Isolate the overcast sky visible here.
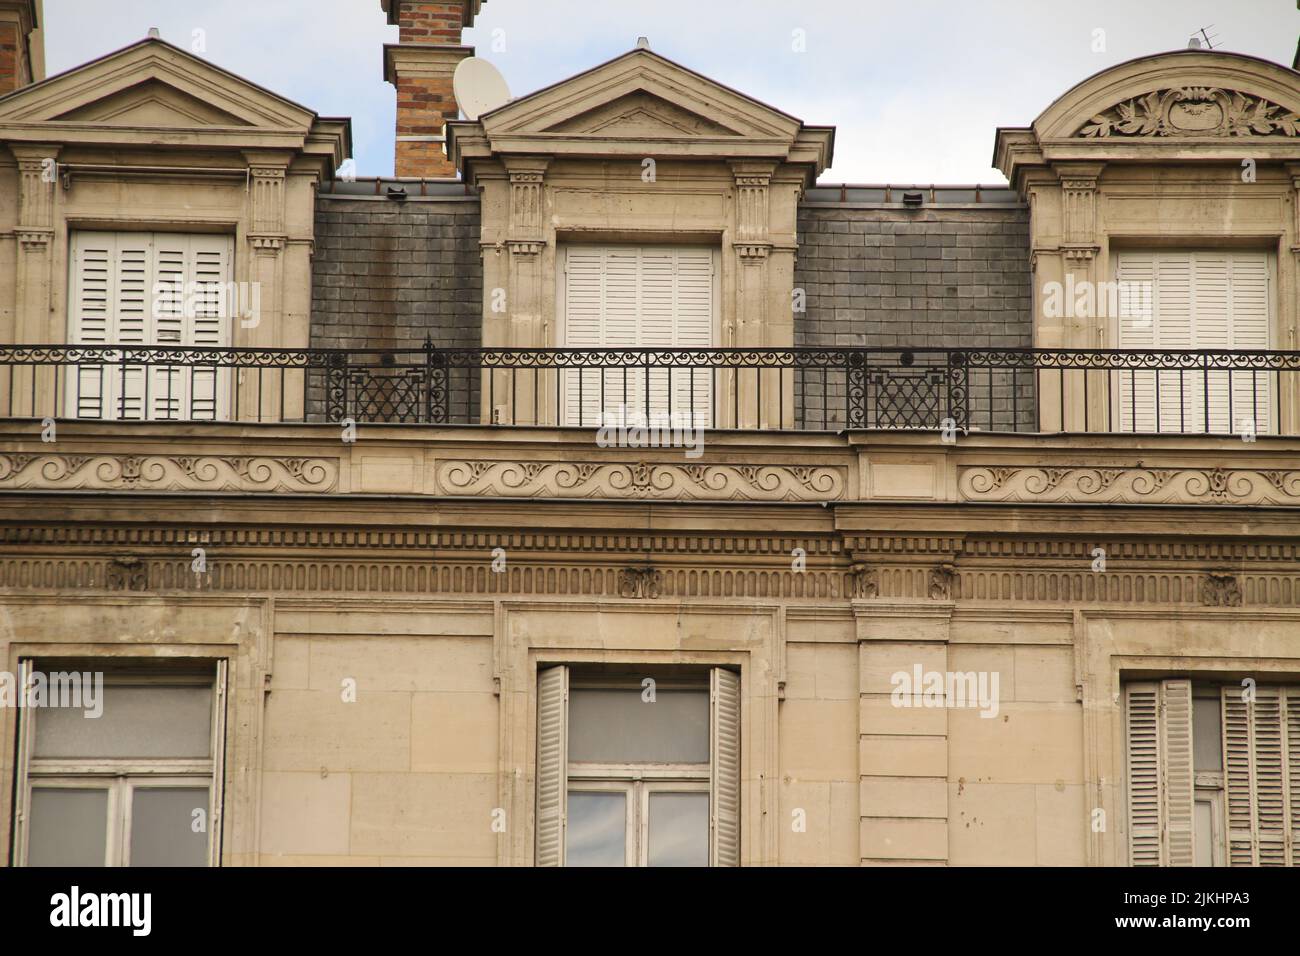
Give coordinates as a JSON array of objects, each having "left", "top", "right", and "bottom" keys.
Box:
[{"left": 44, "top": 0, "right": 1299, "bottom": 184}]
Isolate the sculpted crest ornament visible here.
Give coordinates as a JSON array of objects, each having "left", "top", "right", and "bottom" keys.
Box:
[{"left": 1078, "top": 87, "right": 1300, "bottom": 138}]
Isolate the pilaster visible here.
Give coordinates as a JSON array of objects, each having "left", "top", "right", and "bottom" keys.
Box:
[{"left": 856, "top": 601, "right": 953, "bottom": 866}]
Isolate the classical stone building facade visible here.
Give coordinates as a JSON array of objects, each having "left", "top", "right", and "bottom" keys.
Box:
[{"left": 1, "top": 1, "right": 1299, "bottom": 867}]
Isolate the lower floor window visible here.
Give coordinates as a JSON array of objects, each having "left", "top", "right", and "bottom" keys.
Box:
[
  {"left": 15, "top": 659, "right": 226, "bottom": 867},
  {"left": 535, "top": 665, "right": 740, "bottom": 867},
  {"left": 1125, "top": 679, "right": 1300, "bottom": 867}
]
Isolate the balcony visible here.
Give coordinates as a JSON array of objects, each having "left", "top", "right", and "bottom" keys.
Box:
[{"left": 2, "top": 344, "right": 1299, "bottom": 436}]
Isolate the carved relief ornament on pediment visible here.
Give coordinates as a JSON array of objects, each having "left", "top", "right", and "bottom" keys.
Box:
[{"left": 1078, "top": 87, "right": 1300, "bottom": 138}]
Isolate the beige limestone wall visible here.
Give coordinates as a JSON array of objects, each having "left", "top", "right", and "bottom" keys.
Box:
[{"left": 780, "top": 610, "right": 859, "bottom": 865}]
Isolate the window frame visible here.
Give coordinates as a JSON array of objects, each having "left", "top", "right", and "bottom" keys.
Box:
[{"left": 14, "top": 660, "right": 227, "bottom": 868}]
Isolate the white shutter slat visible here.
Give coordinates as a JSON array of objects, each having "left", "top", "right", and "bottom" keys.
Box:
[
  {"left": 709, "top": 667, "right": 741, "bottom": 867},
  {"left": 1285, "top": 688, "right": 1300, "bottom": 866},
  {"left": 535, "top": 665, "right": 568, "bottom": 867},
  {"left": 1125, "top": 682, "right": 1163, "bottom": 865},
  {"left": 1227, "top": 253, "right": 1271, "bottom": 434},
  {"left": 69, "top": 233, "right": 115, "bottom": 418},
  {"left": 1253, "top": 687, "right": 1287, "bottom": 865},
  {"left": 1161, "top": 679, "right": 1195, "bottom": 866},
  {"left": 184, "top": 235, "right": 234, "bottom": 421},
  {"left": 1116, "top": 254, "right": 1156, "bottom": 433},
  {"left": 1223, "top": 685, "right": 1256, "bottom": 865}
]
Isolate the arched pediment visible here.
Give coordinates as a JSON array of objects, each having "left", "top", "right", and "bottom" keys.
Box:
[
  {"left": 995, "top": 50, "right": 1300, "bottom": 184},
  {"left": 1037, "top": 50, "right": 1300, "bottom": 143}
]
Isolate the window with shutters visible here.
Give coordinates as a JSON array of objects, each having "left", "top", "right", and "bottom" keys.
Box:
[
  {"left": 560, "top": 244, "right": 716, "bottom": 428},
  {"left": 13, "top": 660, "right": 227, "bottom": 867},
  {"left": 534, "top": 665, "right": 740, "bottom": 866},
  {"left": 1124, "top": 679, "right": 1300, "bottom": 866},
  {"left": 1114, "top": 250, "right": 1272, "bottom": 434},
  {"left": 68, "top": 231, "right": 234, "bottom": 421}
]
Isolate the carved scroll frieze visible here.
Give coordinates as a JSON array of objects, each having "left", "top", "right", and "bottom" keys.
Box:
[
  {"left": 1079, "top": 88, "right": 1300, "bottom": 138},
  {"left": 435, "top": 460, "right": 846, "bottom": 501},
  {"left": 960, "top": 466, "right": 1300, "bottom": 507},
  {"left": 0, "top": 454, "right": 338, "bottom": 493}
]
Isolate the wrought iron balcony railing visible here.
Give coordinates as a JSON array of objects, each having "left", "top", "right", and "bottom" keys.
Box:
[{"left": 1, "top": 344, "right": 1298, "bottom": 436}]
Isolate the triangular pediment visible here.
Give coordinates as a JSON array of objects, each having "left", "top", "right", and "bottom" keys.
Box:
[
  {"left": 543, "top": 91, "right": 740, "bottom": 138},
  {"left": 483, "top": 49, "right": 801, "bottom": 141},
  {"left": 451, "top": 48, "right": 833, "bottom": 176},
  {"left": 0, "top": 37, "right": 319, "bottom": 141},
  {"left": 51, "top": 78, "right": 251, "bottom": 127}
]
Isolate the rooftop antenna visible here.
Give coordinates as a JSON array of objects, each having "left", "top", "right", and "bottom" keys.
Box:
[
  {"left": 1188, "top": 25, "right": 1218, "bottom": 49},
  {"left": 453, "top": 56, "right": 511, "bottom": 121}
]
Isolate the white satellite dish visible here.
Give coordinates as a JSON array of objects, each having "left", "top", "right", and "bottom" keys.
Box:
[{"left": 454, "top": 57, "right": 511, "bottom": 121}]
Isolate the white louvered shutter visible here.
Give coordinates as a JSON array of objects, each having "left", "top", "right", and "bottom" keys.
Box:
[
  {"left": 535, "top": 665, "right": 568, "bottom": 867},
  {"left": 1224, "top": 253, "right": 1271, "bottom": 434},
  {"left": 182, "top": 235, "right": 233, "bottom": 421},
  {"left": 1223, "top": 684, "right": 1255, "bottom": 865},
  {"left": 1116, "top": 251, "right": 1271, "bottom": 434},
  {"left": 1286, "top": 688, "right": 1300, "bottom": 866},
  {"left": 1253, "top": 687, "right": 1287, "bottom": 865},
  {"left": 1125, "top": 680, "right": 1194, "bottom": 865},
  {"left": 1161, "top": 680, "right": 1195, "bottom": 866},
  {"left": 68, "top": 232, "right": 232, "bottom": 421},
  {"left": 1125, "top": 682, "right": 1162, "bottom": 864},
  {"left": 709, "top": 667, "right": 741, "bottom": 867},
  {"left": 1223, "top": 684, "right": 1299, "bottom": 866},
  {"left": 562, "top": 245, "right": 714, "bottom": 428}
]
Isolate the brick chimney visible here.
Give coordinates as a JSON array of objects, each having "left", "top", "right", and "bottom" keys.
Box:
[
  {"left": 0, "top": 1, "right": 43, "bottom": 96},
  {"left": 382, "top": 1, "right": 482, "bottom": 178}
]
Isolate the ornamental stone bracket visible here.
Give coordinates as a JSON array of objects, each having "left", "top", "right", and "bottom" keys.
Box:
[
  {"left": 243, "top": 152, "right": 291, "bottom": 256},
  {"left": 1057, "top": 163, "right": 1104, "bottom": 254},
  {"left": 928, "top": 562, "right": 958, "bottom": 600},
  {"left": 618, "top": 566, "right": 662, "bottom": 599},
  {"left": 730, "top": 160, "right": 776, "bottom": 259},
  {"left": 505, "top": 158, "right": 549, "bottom": 257},
  {"left": 13, "top": 144, "right": 59, "bottom": 236},
  {"left": 106, "top": 557, "right": 149, "bottom": 592},
  {"left": 847, "top": 562, "right": 879, "bottom": 599},
  {"left": 1201, "top": 572, "right": 1243, "bottom": 607}
]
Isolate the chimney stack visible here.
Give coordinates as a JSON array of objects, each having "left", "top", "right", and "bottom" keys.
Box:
[
  {"left": 0, "top": 0, "right": 43, "bottom": 96},
  {"left": 382, "top": 1, "right": 482, "bottom": 178}
]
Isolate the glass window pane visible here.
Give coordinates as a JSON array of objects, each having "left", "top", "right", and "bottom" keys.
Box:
[
  {"left": 130, "top": 787, "right": 211, "bottom": 867},
  {"left": 28, "top": 788, "right": 109, "bottom": 866},
  {"left": 1194, "top": 800, "right": 1214, "bottom": 867},
  {"left": 648, "top": 792, "right": 709, "bottom": 867},
  {"left": 1193, "top": 696, "right": 1222, "bottom": 772},
  {"left": 569, "top": 688, "right": 709, "bottom": 763},
  {"left": 34, "top": 684, "right": 213, "bottom": 759},
  {"left": 566, "top": 791, "right": 626, "bottom": 866}
]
